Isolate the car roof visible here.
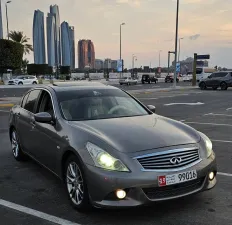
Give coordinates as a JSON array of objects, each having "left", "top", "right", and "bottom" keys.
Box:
[
  {"left": 44, "top": 82, "right": 118, "bottom": 93},
  {"left": 52, "top": 81, "right": 106, "bottom": 87}
]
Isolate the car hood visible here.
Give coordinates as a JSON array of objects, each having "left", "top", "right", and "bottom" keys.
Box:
[{"left": 69, "top": 115, "right": 200, "bottom": 153}]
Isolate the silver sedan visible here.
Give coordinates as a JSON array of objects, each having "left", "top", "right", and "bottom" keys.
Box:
[
  {"left": 9, "top": 83, "right": 217, "bottom": 211},
  {"left": 119, "top": 77, "right": 138, "bottom": 85}
]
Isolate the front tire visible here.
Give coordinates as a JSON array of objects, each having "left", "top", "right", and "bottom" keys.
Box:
[
  {"left": 18, "top": 82, "right": 23, "bottom": 85},
  {"left": 220, "top": 82, "right": 228, "bottom": 90},
  {"left": 11, "top": 129, "right": 27, "bottom": 161},
  {"left": 32, "top": 81, "right": 37, "bottom": 85},
  {"left": 64, "top": 155, "right": 91, "bottom": 211},
  {"left": 200, "top": 82, "right": 206, "bottom": 90}
]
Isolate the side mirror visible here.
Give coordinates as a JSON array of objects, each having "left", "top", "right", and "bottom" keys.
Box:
[
  {"left": 147, "top": 105, "right": 156, "bottom": 113},
  {"left": 34, "top": 112, "right": 53, "bottom": 123}
]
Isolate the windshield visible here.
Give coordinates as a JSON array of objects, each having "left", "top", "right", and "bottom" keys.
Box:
[
  {"left": 196, "top": 68, "right": 203, "bottom": 74},
  {"left": 58, "top": 89, "right": 149, "bottom": 121}
]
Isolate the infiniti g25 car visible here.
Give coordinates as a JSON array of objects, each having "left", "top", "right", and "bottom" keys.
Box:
[{"left": 9, "top": 82, "right": 217, "bottom": 211}]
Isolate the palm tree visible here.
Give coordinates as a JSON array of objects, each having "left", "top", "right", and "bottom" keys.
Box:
[{"left": 9, "top": 31, "right": 33, "bottom": 55}]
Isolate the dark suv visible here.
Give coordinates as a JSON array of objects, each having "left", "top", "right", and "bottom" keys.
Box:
[
  {"left": 165, "top": 75, "right": 179, "bottom": 83},
  {"left": 199, "top": 71, "right": 232, "bottom": 90},
  {"left": 141, "top": 74, "right": 158, "bottom": 84}
]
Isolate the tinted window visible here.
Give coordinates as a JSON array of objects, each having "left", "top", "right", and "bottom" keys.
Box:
[
  {"left": 214, "top": 73, "right": 227, "bottom": 78},
  {"left": 196, "top": 68, "right": 203, "bottom": 74},
  {"left": 37, "top": 91, "right": 54, "bottom": 117},
  {"left": 58, "top": 89, "right": 149, "bottom": 121},
  {"left": 24, "top": 90, "right": 41, "bottom": 113},
  {"left": 21, "top": 93, "right": 29, "bottom": 108}
]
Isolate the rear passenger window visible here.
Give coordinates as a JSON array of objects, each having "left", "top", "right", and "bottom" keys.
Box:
[{"left": 24, "top": 90, "right": 41, "bottom": 113}]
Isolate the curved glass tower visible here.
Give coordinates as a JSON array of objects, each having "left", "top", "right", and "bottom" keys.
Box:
[
  {"left": 46, "top": 13, "right": 55, "bottom": 67},
  {"left": 61, "top": 21, "right": 71, "bottom": 66},
  {"left": 33, "top": 10, "right": 46, "bottom": 64},
  {"left": 49, "top": 5, "right": 61, "bottom": 67}
]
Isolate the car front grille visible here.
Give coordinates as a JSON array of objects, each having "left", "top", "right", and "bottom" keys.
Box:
[
  {"left": 136, "top": 148, "right": 200, "bottom": 170},
  {"left": 143, "top": 177, "right": 205, "bottom": 200}
]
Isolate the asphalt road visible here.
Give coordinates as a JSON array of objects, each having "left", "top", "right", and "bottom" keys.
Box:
[
  {"left": 0, "top": 88, "right": 232, "bottom": 225},
  {"left": 0, "top": 81, "right": 193, "bottom": 98}
]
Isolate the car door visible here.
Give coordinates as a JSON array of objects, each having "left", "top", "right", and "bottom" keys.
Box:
[
  {"left": 205, "top": 73, "right": 216, "bottom": 87},
  {"left": 16, "top": 90, "right": 41, "bottom": 153},
  {"left": 213, "top": 72, "right": 228, "bottom": 87},
  {"left": 30, "top": 90, "right": 60, "bottom": 171}
]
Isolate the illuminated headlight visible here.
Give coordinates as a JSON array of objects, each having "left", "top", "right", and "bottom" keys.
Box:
[
  {"left": 198, "top": 131, "right": 213, "bottom": 158},
  {"left": 86, "top": 142, "right": 129, "bottom": 172}
]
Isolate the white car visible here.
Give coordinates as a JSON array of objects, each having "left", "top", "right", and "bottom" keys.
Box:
[
  {"left": 183, "top": 73, "right": 193, "bottom": 82},
  {"left": 8, "top": 75, "right": 38, "bottom": 85},
  {"left": 119, "top": 77, "right": 138, "bottom": 85}
]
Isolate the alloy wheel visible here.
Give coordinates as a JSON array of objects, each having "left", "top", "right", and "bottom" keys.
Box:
[
  {"left": 11, "top": 131, "right": 19, "bottom": 158},
  {"left": 66, "top": 162, "right": 84, "bottom": 206}
]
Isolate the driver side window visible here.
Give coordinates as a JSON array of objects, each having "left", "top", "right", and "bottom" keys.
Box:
[{"left": 37, "top": 91, "right": 54, "bottom": 117}]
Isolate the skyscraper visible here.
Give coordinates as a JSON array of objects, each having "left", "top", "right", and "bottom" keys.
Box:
[
  {"left": 46, "top": 13, "right": 55, "bottom": 67},
  {"left": 78, "top": 40, "right": 95, "bottom": 69},
  {"left": 61, "top": 21, "right": 71, "bottom": 67},
  {"left": 33, "top": 10, "right": 46, "bottom": 64},
  {"left": 61, "top": 22, "right": 75, "bottom": 69},
  {"left": 49, "top": 5, "right": 61, "bottom": 67},
  {"left": 0, "top": 0, "right": 3, "bottom": 39},
  {"left": 69, "top": 26, "right": 75, "bottom": 70}
]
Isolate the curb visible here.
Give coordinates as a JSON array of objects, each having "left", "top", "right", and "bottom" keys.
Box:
[{"left": 0, "top": 103, "right": 14, "bottom": 107}]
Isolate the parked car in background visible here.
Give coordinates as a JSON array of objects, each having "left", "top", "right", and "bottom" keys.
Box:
[
  {"left": 183, "top": 72, "right": 193, "bottom": 82},
  {"left": 119, "top": 77, "right": 137, "bottom": 85},
  {"left": 165, "top": 75, "right": 179, "bottom": 83},
  {"left": 9, "top": 83, "right": 217, "bottom": 211},
  {"left": 199, "top": 71, "right": 232, "bottom": 90},
  {"left": 141, "top": 74, "right": 158, "bottom": 84},
  {"left": 196, "top": 67, "right": 216, "bottom": 82},
  {"left": 8, "top": 75, "right": 38, "bottom": 85}
]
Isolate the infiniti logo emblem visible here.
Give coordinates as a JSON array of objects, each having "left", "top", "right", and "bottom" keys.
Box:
[{"left": 170, "top": 157, "right": 182, "bottom": 165}]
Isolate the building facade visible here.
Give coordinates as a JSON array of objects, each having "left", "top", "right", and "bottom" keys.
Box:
[
  {"left": 69, "top": 26, "right": 75, "bottom": 69},
  {"left": 33, "top": 10, "right": 46, "bottom": 64},
  {"left": 95, "top": 59, "right": 103, "bottom": 70},
  {"left": 0, "top": 0, "right": 3, "bottom": 39},
  {"left": 78, "top": 39, "right": 95, "bottom": 69},
  {"left": 46, "top": 13, "right": 55, "bottom": 67},
  {"left": 61, "top": 21, "right": 71, "bottom": 67},
  {"left": 49, "top": 5, "right": 61, "bottom": 67}
]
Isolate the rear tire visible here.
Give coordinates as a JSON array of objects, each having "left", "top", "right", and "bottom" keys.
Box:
[
  {"left": 64, "top": 155, "right": 91, "bottom": 212},
  {"left": 200, "top": 82, "right": 206, "bottom": 90},
  {"left": 32, "top": 81, "right": 37, "bottom": 85},
  {"left": 220, "top": 82, "right": 228, "bottom": 90},
  {"left": 18, "top": 82, "right": 23, "bottom": 85}
]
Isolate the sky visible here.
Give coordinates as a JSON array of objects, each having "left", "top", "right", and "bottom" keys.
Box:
[{"left": 1, "top": 0, "right": 232, "bottom": 68}]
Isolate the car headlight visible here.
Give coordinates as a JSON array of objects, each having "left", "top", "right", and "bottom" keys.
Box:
[
  {"left": 198, "top": 131, "right": 212, "bottom": 158},
  {"left": 86, "top": 142, "right": 129, "bottom": 172}
]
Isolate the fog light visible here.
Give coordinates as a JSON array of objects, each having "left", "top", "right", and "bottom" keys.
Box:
[
  {"left": 116, "top": 189, "right": 126, "bottom": 199},
  {"left": 209, "top": 172, "right": 215, "bottom": 181}
]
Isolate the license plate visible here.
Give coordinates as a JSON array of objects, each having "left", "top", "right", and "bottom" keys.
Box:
[{"left": 158, "top": 170, "right": 197, "bottom": 187}]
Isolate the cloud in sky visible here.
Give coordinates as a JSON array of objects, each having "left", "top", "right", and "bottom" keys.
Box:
[{"left": 1, "top": 0, "right": 232, "bottom": 68}]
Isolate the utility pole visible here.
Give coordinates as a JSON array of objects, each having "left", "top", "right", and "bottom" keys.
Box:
[{"left": 173, "top": 0, "right": 179, "bottom": 89}]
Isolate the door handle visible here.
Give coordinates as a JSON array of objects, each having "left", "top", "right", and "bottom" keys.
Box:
[
  {"left": 30, "top": 120, "right": 36, "bottom": 127},
  {"left": 16, "top": 112, "right": 20, "bottom": 116}
]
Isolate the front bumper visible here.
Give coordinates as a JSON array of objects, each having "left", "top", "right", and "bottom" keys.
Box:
[{"left": 85, "top": 152, "right": 217, "bottom": 208}]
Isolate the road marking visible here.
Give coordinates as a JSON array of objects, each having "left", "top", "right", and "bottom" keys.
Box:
[
  {"left": 0, "top": 103, "right": 14, "bottom": 107},
  {"left": 204, "top": 113, "right": 232, "bottom": 117},
  {"left": 0, "top": 199, "right": 81, "bottom": 225},
  {"left": 212, "top": 139, "right": 232, "bottom": 143},
  {"left": 226, "top": 108, "right": 232, "bottom": 111},
  {"left": 218, "top": 172, "right": 232, "bottom": 177},
  {"left": 0, "top": 110, "right": 9, "bottom": 113},
  {"left": 185, "top": 122, "right": 232, "bottom": 127},
  {"left": 138, "top": 97, "right": 158, "bottom": 100},
  {"left": 164, "top": 102, "right": 204, "bottom": 106},
  {"left": 180, "top": 120, "right": 186, "bottom": 122}
]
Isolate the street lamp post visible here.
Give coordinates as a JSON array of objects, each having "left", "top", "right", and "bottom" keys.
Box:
[
  {"left": 5, "top": 0, "right": 11, "bottom": 40},
  {"left": 159, "top": 50, "right": 162, "bottom": 67},
  {"left": 132, "top": 54, "right": 137, "bottom": 78},
  {"left": 120, "top": 22, "right": 125, "bottom": 78},
  {"left": 178, "top": 37, "right": 184, "bottom": 62},
  {"left": 173, "top": 0, "right": 179, "bottom": 89}
]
